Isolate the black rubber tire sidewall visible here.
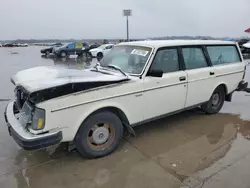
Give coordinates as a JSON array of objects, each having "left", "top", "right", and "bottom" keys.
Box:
[
  {"left": 201, "top": 86, "right": 225, "bottom": 114},
  {"left": 75, "top": 111, "right": 123, "bottom": 158},
  {"left": 97, "top": 52, "right": 103, "bottom": 60},
  {"left": 60, "top": 51, "right": 66, "bottom": 57}
]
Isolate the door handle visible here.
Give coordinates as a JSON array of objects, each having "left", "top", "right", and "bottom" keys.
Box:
[
  {"left": 135, "top": 94, "right": 143, "bottom": 97},
  {"left": 210, "top": 72, "right": 215, "bottom": 75},
  {"left": 179, "top": 76, "right": 186, "bottom": 81}
]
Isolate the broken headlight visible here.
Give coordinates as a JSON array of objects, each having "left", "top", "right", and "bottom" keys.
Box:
[{"left": 31, "top": 107, "right": 45, "bottom": 130}]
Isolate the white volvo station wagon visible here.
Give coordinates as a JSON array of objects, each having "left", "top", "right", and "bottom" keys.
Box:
[{"left": 5, "top": 40, "right": 248, "bottom": 158}]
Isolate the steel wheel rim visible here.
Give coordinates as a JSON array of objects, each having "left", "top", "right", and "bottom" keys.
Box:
[
  {"left": 87, "top": 123, "right": 115, "bottom": 151},
  {"left": 211, "top": 92, "right": 221, "bottom": 109}
]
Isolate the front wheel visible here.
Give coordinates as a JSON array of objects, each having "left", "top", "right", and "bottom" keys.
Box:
[
  {"left": 75, "top": 111, "right": 123, "bottom": 158},
  {"left": 201, "top": 86, "right": 225, "bottom": 114},
  {"left": 60, "top": 51, "right": 67, "bottom": 57}
]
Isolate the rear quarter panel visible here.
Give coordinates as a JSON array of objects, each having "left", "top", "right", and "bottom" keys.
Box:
[{"left": 212, "top": 62, "right": 245, "bottom": 95}]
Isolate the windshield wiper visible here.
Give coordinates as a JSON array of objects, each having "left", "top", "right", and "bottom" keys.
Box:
[{"left": 103, "top": 65, "right": 128, "bottom": 78}]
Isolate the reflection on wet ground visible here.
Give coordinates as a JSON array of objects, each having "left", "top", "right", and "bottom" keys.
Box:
[{"left": 1, "top": 47, "right": 250, "bottom": 187}]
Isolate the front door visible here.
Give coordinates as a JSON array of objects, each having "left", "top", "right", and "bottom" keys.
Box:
[
  {"left": 67, "top": 43, "right": 76, "bottom": 55},
  {"left": 143, "top": 47, "right": 188, "bottom": 121}
]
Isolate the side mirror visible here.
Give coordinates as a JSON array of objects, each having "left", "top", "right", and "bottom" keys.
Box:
[{"left": 147, "top": 69, "right": 163, "bottom": 77}]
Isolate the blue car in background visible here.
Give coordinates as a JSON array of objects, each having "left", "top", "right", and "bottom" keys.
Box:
[{"left": 53, "top": 42, "right": 91, "bottom": 58}]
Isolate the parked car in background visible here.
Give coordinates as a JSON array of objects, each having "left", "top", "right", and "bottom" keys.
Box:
[
  {"left": 53, "top": 42, "right": 91, "bottom": 58},
  {"left": 241, "top": 42, "right": 250, "bottom": 54},
  {"left": 89, "top": 44, "right": 114, "bottom": 59},
  {"left": 41, "top": 43, "right": 63, "bottom": 55},
  {"left": 3, "top": 43, "right": 14, "bottom": 47},
  {"left": 89, "top": 43, "right": 100, "bottom": 50},
  {"left": 0, "top": 44, "right": 2, "bottom": 47},
  {"left": 82, "top": 42, "right": 89, "bottom": 49},
  {"left": 19, "top": 43, "right": 28, "bottom": 47},
  {"left": 2, "top": 43, "right": 28, "bottom": 47},
  {"left": 5, "top": 40, "right": 248, "bottom": 158}
]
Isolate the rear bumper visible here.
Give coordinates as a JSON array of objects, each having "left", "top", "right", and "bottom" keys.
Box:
[
  {"left": 4, "top": 102, "right": 62, "bottom": 150},
  {"left": 236, "top": 81, "right": 248, "bottom": 91}
]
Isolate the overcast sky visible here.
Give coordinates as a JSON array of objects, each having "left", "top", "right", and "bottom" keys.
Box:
[{"left": 1, "top": 0, "right": 250, "bottom": 40}]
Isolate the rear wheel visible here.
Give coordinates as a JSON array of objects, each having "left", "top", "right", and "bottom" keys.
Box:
[
  {"left": 60, "top": 51, "right": 67, "bottom": 57},
  {"left": 75, "top": 111, "right": 123, "bottom": 158},
  {"left": 201, "top": 86, "right": 225, "bottom": 114}
]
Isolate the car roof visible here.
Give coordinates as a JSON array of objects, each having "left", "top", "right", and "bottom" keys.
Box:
[{"left": 117, "top": 40, "right": 236, "bottom": 48}]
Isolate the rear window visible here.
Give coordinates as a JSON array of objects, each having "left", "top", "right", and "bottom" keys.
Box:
[{"left": 207, "top": 45, "right": 241, "bottom": 65}]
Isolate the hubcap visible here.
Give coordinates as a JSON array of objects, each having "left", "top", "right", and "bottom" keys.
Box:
[
  {"left": 212, "top": 93, "right": 220, "bottom": 106},
  {"left": 92, "top": 127, "right": 109, "bottom": 144},
  {"left": 87, "top": 123, "right": 115, "bottom": 151}
]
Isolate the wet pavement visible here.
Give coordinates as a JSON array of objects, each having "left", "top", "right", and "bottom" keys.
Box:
[{"left": 1, "top": 47, "right": 250, "bottom": 187}]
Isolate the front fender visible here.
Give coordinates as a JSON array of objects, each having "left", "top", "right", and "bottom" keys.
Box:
[{"left": 72, "top": 101, "right": 132, "bottom": 140}]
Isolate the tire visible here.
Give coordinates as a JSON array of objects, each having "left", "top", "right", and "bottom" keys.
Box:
[
  {"left": 201, "top": 86, "right": 225, "bottom": 114},
  {"left": 75, "top": 111, "right": 123, "bottom": 158},
  {"left": 45, "top": 50, "right": 50, "bottom": 56},
  {"left": 97, "top": 52, "right": 103, "bottom": 60},
  {"left": 60, "top": 51, "right": 67, "bottom": 57}
]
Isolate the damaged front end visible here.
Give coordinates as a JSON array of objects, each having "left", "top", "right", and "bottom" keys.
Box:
[
  {"left": 15, "top": 80, "right": 126, "bottom": 107},
  {"left": 5, "top": 66, "right": 131, "bottom": 150},
  {"left": 11, "top": 66, "right": 131, "bottom": 109}
]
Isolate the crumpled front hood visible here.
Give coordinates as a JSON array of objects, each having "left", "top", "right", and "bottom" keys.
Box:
[{"left": 11, "top": 66, "right": 129, "bottom": 93}]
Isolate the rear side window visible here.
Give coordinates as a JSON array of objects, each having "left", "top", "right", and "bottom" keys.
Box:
[
  {"left": 207, "top": 45, "right": 241, "bottom": 65},
  {"left": 182, "top": 47, "right": 208, "bottom": 70},
  {"left": 67, "top": 43, "right": 75, "bottom": 49}
]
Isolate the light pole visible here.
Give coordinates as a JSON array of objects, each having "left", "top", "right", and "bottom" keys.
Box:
[{"left": 123, "top": 9, "right": 132, "bottom": 42}]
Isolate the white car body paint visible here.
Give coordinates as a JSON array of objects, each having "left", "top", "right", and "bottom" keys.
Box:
[
  {"left": 89, "top": 44, "right": 114, "bottom": 57},
  {"left": 6, "top": 40, "right": 246, "bottom": 145}
]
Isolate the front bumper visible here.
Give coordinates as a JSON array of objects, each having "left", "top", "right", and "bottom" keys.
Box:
[
  {"left": 4, "top": 102, "right": 62, "bottom": 150},
  {"left": 90, "top": 51, "right": 97, "bottom": 57}
]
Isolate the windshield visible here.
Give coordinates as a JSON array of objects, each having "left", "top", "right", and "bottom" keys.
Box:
[
  {"left": 60, "top": 43, "right": 70, "bottom": 48},
  {"left": 98, "top": 45, "right": 108, "bottom": 49},
  {"left": 100, "top": 45, "right": 152, "bottom": 75}
]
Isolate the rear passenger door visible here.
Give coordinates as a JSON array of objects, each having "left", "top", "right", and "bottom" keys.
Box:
[
  {"left": 181, "top": 46, "right": 215, "bottom": 107},
  {"left": 143, "top": 47, "right": 188, "bottom": 120}
]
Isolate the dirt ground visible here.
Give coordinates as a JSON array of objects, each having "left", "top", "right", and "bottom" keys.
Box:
[{"left": 1, "top": 47, "right": 250, "bottom": 188}]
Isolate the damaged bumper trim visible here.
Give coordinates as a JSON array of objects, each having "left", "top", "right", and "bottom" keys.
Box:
[
  {"left": 4, "top": 101, "right": 62, "bottom": 150},
  {"left": 236, "top": 81, "right": 248, "bottom": 91}
]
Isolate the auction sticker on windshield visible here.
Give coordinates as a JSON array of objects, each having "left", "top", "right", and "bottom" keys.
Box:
[{"left": 131, "top": 49, "right": 149, "bottom": 56}]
